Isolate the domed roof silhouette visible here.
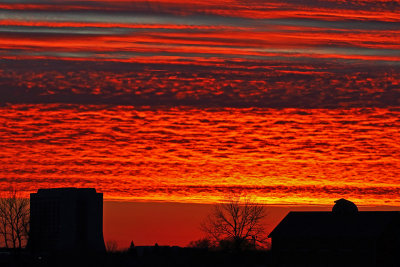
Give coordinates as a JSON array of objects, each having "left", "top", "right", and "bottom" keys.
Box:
[{"left": 332, "top": 198, "right": 358, "bottom": 214}]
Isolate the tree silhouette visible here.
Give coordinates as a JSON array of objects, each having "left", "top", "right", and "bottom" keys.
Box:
[
  {"left": 105, "top": 240, "right": 118, "bottom": 252},
  {"left": 0, "top": 188, "right": 29, "bottom": 249},
  {"left": 188, "top": 237, "right": 212, "bottom": 249},
  {"left": 128, "top": 240, "right": 136, "bottom": 254},
  {"left": 201, "top": 196, "right": 267, "bottom": 251},
  {"left": 129, "top": 240, "right": 135, "bottom": 250}
]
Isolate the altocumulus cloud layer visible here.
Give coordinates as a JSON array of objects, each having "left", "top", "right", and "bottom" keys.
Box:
[
  {"left": 0, "top": 0, "right": 399, "bottom": 107},
  {"left": 1, "top": 105, "right": 400, "bottom": 204}
]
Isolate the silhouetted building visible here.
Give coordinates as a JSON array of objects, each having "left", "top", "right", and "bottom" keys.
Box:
[
  {"left": 29, "top": 188, "right": 106, "bottom": 253},
  {"left": 269, "top": 199, "right": 400, "bottom": 267}
]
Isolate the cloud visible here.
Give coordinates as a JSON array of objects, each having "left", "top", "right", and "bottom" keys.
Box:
[{"left": 0, "top": 0, "right": 398, "bottom": 108}]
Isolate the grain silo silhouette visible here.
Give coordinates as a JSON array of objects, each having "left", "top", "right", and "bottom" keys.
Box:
[{"left": 29, "top": 188, "right": 106, "bottom": 253}]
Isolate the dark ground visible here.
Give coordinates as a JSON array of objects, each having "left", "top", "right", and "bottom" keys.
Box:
[{"left": 0, "top": 247, "right": 271, "bottom": 267}]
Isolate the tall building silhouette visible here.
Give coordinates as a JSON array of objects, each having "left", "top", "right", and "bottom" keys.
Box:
[{"left": 29, "top": 188, "right": 106, "bottom": 252}]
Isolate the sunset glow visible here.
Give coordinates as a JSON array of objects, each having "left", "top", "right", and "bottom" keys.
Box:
[
  {"left": 1, "top": 105, "right": 399, "bottom": 206},
  {"left": 0, "top": 0, "right": 399, "bottom": 247}
]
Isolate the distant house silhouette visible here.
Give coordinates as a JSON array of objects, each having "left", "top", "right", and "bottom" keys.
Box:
[
  {"left": 29, "top": 188, "right": 106, "bottom": 253},
  {"left": 268, "top": 199, "right": 400, "bottom": 267}
]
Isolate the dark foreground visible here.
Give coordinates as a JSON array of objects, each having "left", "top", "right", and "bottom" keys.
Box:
[{"left": 0, "top": 247, "right": 271, "bottom": 267}]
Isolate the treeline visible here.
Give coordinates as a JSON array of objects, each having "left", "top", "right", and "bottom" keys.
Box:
[{"left": 0, "top": 246, "right": 271, "bottom": 267}]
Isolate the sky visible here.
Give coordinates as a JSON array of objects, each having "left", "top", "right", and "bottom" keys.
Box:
[
  {"left": 0, "top": 0, "right": 400, "bottom": 247},
  {"left": 0, "top": 0, "right": 399, "bottom": 107}
]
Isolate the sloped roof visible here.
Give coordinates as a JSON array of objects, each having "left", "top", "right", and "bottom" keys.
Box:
[{"left": 268, "top": 211, "right": 400, "bottom": 238}]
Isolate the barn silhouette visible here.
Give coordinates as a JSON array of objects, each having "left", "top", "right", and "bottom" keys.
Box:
[{"left": 269, "top": 199, "right": 400, "bottom": 267}]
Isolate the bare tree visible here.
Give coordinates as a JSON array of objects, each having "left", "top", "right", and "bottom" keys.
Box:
[
  {"left": 201, "top": 196, "right": 267, "bottom": 251},
  {"left": 105, "top": 240, "right": 118, "bottom": 252},
  {"left": 0, "top": 188, "right": 30, "bottom": 249}
]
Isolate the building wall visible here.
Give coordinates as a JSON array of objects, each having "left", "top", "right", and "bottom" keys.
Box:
[
  {"left": 271, "top": 237, "right": 378, "bottom": 267},
  {"left": 29, "top": 188, "right": 105, "bottom": 253}
]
